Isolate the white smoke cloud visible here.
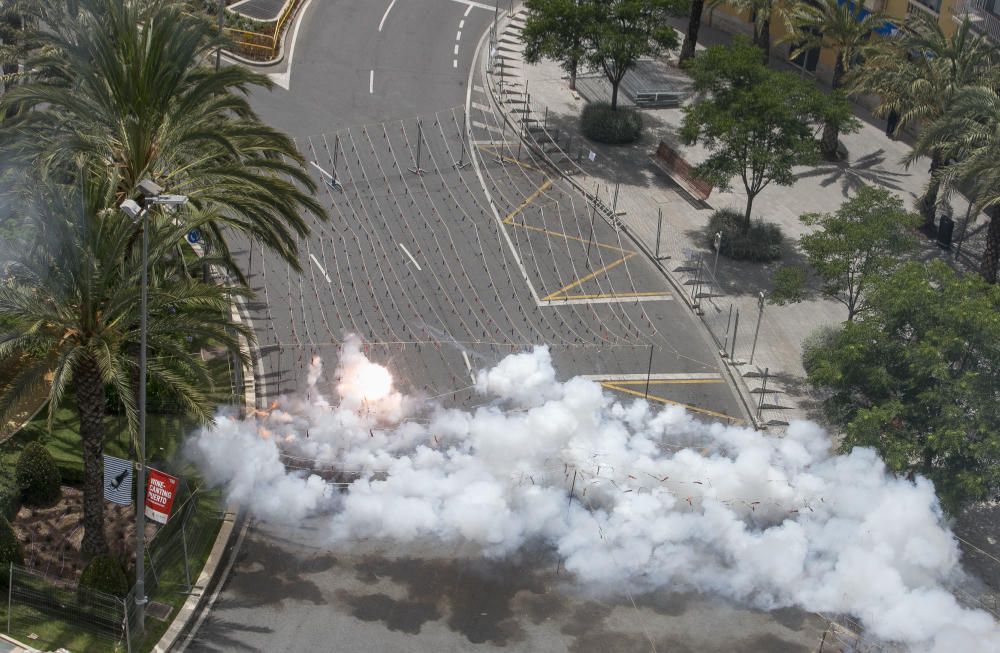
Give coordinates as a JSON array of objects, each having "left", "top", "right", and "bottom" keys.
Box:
[{"left": 187, "top": 336, "right": 999, "bottom": 653}]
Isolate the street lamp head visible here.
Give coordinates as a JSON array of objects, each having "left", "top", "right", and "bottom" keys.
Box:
[
  {"left": 120, "top": 198, "right": 143, "bottom": 221},
  {"left": 150, "top": 194, "right": 189, "bottom": 207},
  {"left": 137, "top": 179, "right": 163, "bottom": 199}
]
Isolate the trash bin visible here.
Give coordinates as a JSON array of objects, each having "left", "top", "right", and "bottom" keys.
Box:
[{"left": 937, "top": 215, "right": 954, "bottom": 249}]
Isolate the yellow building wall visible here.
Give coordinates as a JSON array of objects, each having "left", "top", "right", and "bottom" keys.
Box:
[{"left": 706, "top": 0, "right": 968, "bottom": 84}]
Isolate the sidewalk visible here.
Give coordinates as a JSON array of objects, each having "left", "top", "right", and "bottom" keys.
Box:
[{"left": 484, "top": 8, "right": 985, "bottom": 428}]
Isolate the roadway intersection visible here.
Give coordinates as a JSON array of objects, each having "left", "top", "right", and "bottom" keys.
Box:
[{"left": 184, "top": 1, "right": 824, "bottom": 650}]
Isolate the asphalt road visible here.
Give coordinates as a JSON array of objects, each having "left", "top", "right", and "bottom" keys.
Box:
[{"left": 183, "top": 1, "right": 825, "bottom": 651}]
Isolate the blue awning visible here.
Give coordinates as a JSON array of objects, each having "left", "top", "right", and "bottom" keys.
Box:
[{"left": 837, "top": 0, "right": 899, "bottom": 36}]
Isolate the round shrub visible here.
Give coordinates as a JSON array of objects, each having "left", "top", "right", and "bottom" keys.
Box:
[
  {"left": 79, "top": 555, "right": 129, "bottom": 597},
  {"left": 16, "top": 442, "right": 61, "bottom": 506},
  {"left": 707, "top": 209, "right": 784, "bottom": 263},
  {"left": 801, "top": 324, "right": 842, "bottom": 377},
  {"left": 0, "top": 515, "right": 23, "bottom": 587},
  {"left": 580, "top": 102, "right": 643, "bottom": 145}
]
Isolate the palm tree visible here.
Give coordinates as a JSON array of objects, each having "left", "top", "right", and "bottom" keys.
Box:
[
  {"left": 708, "top": 0, "right": 793, "bottom": 63},
  {"left": 785, "top": 0, "right": 888, "bottom": 160},
  {"left": 680, "top": 0, "right": 706, "bottom": 63},
  {"left": 0, "top": 0, "right": 326, "bottom": 276},
  {"left": 0, "top": 173, "right": 251, "bottom": 556},
  {"left": 916, "top": 87, "right": 1000, "bottom": 283},
  {"left": 854, "top": 13, "right": 1000, "bottom": 230}
]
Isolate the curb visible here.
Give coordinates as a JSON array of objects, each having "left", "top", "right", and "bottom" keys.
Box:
[
  {"left": 151, "top": 248, "right": 261, "bottom": 652},
  {"left": 476, "top": 6, "right": 758, "bottom": 427}
]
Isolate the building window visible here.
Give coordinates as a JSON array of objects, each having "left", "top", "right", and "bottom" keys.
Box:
[{"left": 907, "top": 0, "right": 941, "bottom": 15}]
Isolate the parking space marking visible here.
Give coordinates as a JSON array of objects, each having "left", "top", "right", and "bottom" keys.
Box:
[
  {"left": 308, "top": 253, "right": 332, "bottom": 283},
  {"left": 399, "top": 243, "right": 422, "bottom": 271},
  {"left": 600, "top": 381, "right": 742, "bottom": 423}
]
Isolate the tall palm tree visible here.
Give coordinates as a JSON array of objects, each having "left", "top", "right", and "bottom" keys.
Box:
[
  {"left": 785, "top": 0, "right": 888, "bottom": 160},
  {"left": 708, "top": 0, "right": 793, "bottom": 63},
  {"left": 916, "top": 87, "right": 1000, "bottom": 283},
  {"left": 0, "top": 173, "right": 251, "bottom": 556},
  {"left": 853, "top": 13, "right": 1000, "bottom": 230},
  {"left": 0, "top": 0, "right": 326, "bottom": 276}
]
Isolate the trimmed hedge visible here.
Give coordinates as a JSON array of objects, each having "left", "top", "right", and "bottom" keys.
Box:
[
  {"left": 79, "top": 555, "right": 129, "bottom": 597},
  {"left": 708, "top": 209, "right": 784, "bottom": 263},
  {"left": 580, "top": 102, "right": 643, "bottom": 145},
  {"left": 0, "top": 514, "right": 23, "bottom": 586},
  {"left": 16, "top": 442, "right": 62, "bottom": 506}
]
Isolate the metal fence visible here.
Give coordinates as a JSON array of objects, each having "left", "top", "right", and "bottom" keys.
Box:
[{"left": 5, "top": 485, "right": 225, "bottom": 652}]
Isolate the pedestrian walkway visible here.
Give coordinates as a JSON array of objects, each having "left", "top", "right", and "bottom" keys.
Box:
[{"left": 481, "top": 7, "right": 985, "bottom": 428}]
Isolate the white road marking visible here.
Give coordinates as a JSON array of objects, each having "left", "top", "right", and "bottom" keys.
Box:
[
  {"left": 456, "top": 31, "right": 462, "bottom": 41},
  {"left": 448, "top": 0, "right": 493, "bottom": 12},
  {"left": 461, "top": 351, "right": 476, "bottom": 382},
  {"left": 580, "top": 373, "right": 722, "bottom": 382},
  {"left": 474, "top": 84, "right": 485, "bottom": 93},
  {"left": 310, "top": 161, "right": 334, "bottom": 180},
  {"left": 540, "top": 294, "right": 673, "bottom": 306},
  {"left": 378, "top": 0, "right": 398, "bottom": 31},
  {"left": 267, "top": 0, "right": 317, "bottom": 89},
  {"left": 459, "top": 19, "right": 465, "bottom": 28},
  {"left": 453, "top": 59, "right": 458, "bottom": 68},
  {"left": 308, "top": 254, "right": 332, "bottom": 283},
  {"left": 454, "top": 44, "right": 460, "bottom": 55},
  {"left": 369, "top": 69, "right": 374, "bottom": 94},
  {"left": 471, "top": 101, "right": 491, "bottom": 113},
  {"left": 398, "top": 243, "right": 422, "bottom": 271}
]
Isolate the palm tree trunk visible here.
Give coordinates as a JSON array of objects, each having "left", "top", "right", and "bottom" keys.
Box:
[
  {"left": 980, "top": 206, "right": 1000, "bottom": 284},
  {"left": 820, "top": 121, "right": 840, "bottom": 161},
  {"left": 921, "top": 150, "right": 943, "bottom": 231},
  {"left": 75, "top": 354, "right": 109, "bottom": 557},
  {"left": 758, "top": 18, "right": 771, "bottom": 64},
  {"left": 680, "top": 0, "right": 705, "bottom": 64}
]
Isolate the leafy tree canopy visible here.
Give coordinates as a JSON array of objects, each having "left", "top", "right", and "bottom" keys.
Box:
[{"left": 805, "top": 261, "right": 1000, "bottom": 513}]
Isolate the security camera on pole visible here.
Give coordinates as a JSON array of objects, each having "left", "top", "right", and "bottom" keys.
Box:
[{"left": 120, "top": 180, "right": 188, "bottom": 634}]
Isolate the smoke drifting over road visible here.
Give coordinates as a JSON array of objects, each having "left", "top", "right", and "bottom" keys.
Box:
[{"left": 189, "top": 336, "right": 999, "bottom": 652}]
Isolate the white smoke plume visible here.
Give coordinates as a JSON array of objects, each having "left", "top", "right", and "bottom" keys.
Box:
[{"left": 187, "top": 335, "right": 999, "bottom": 653}]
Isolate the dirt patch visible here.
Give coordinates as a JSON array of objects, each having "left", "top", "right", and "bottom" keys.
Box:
[{"left": 12, "top": 485, "right": 156, "bottom": 580}]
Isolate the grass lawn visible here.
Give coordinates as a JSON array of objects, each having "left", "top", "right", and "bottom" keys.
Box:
[{"left": 0, "top": 357, "right": 236, "bottom": 651}]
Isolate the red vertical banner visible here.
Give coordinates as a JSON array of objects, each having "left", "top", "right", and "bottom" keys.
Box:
[{"left": 145, "top": 468, "right": 179, "bottom": 524}]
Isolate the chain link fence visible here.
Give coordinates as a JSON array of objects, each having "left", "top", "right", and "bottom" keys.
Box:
[{"left": 5, "top": 484, "right": 225, "bottom": 652}]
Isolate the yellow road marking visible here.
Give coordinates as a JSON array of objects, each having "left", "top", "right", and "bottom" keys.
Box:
[
  {"left": 503, "top": 179, "right": 553, "bottom": 224},
  {"left": 477, "top": 143, "right": 542, "bottom": 171},
  {"left": 603, "top": 378, "right": 725, "bottom": 385},
  {"left": 509, "top": 222, "right": 632, "bottom": 254},
  {"left": 542, "top": 253, "right": 635, "bottom": 301},
  {"left": 601, "top": 382, "right": 743, "bottom": 423}
]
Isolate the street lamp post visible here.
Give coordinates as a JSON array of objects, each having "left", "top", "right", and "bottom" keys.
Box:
[{"left": 120, "top": 180, "right": 188, "bottom": 633}]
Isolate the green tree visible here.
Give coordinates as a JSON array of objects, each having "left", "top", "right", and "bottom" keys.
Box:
[
  {"left": 681, "top": 41, "right": 836, "bottom": 232},
  {"left": 805, "top": 261, "right": 1000, "bottom": 513},
  {"left": 522, "top": 0, "right": 590, "bottom": 91},
  {"left": 785, "top": 0, "right": 888, "bottom": 160},
  {"left": 798, "top": 185, "right": 919, "bottom": 321},
  {"left": 916, "top": 86, "right": 1000, "bottom": 282},
  {"left": 0, "top": 0, "right": 326, "bottom": 276},
  {"left": 853, "top": 13, "right": 1000, "bottom": 230},
  {"left": 0, "top": 174, "right": 251, "bottom": 556},
  {"left": 583, "top": 0, "right": 686, "bottom": 110}
]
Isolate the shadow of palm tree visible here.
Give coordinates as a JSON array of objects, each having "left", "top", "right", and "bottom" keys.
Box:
[{"left": 794, "top": 149, "right": 912, "bottom": 195}]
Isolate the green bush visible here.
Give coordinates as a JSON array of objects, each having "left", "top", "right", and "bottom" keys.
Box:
[
  {"left": 16, "top": 442, "right": 62, "bottom": 506},
  {"left": 801, "top": 324, "right": 842, "bottom": 377},
  {"left": 708, "top": 209, "right": 784, "bottom": 262},
  {"left": 0, "top": 515, "right": 23, "bottom": 586},
  {"left": 580, "top": 102, "right": 643, "bottom": 145},
  {"left": 79, "top": 555, "right": 129, "bottom": 597}
]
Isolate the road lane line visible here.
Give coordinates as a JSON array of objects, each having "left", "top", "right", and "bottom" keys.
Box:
[
  {"left": 267, "top": 0, "right": 316, "bottom": 89},
  {"left": 398, "top": 243, "right": 422, "bottom": 270},
  {"left": 454, "top": 44, "right": 460, "bottom": 55},
  {"left": 378, "top": 0, "right": 397, "bottom": 31},
  {"left": 456, "top": 31, "right": 462, "bottom": 40},
  {"left": 369, "top": 69, "right": 374, "bottom": 94},
  {"left": 463, "top": 3, "right": 475, "bottom": 15},
  {"left": 308, "top": 254, "right": 332, "bottom": 283},
  {"left": 454, "top": 59, "right": 458, "bottom": 68},
  {"left": 459, "top": 19, "right": 465, "bottom": 28}
]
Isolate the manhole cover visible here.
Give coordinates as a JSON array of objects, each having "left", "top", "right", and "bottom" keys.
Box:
[{"left": 147, "top": 601, "right": 172, "bottom": 621}]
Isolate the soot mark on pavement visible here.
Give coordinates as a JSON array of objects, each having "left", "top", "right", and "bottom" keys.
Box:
[
  {"left": 339, "top": 555, "right": 554, "bottom": 644},
  {"left": 224, "top": 536, "right": 335, "bottom": 608}
]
